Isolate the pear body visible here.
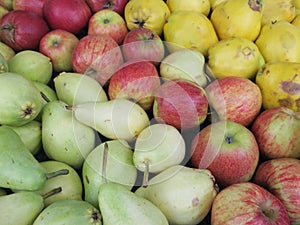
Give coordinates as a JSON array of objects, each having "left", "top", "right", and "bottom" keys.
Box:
[
  {"left": 33, "top": 199, "right": 102, "bottom": 225},
  {"left": 0, "top": 191, "right": 44, "bottom": 225},
  {"left": 98, "top": 182, "right": 169, "bottom": 225},
  {"left": 0, "top": 126, "right": 46, "bottom": 191},
  {"left": 82, "top": 140, "right": 137, "bottom": 208},
  {"left": 0, "top": 72, "right": 43, "bottom": 126},
  {"left": 54, "top": 72, "right": 107, "bottom": 105},
  {"left": 72, "top": 99, "right": 149, "bottom": 141},
  {"left": 136, "top": 165, "right": 219, "bottom": 225},
  {"left": 42, "top": 100, "right": 96, "bottom": 169}
]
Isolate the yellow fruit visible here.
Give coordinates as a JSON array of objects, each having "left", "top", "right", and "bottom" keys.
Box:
[
  {"left": 207, "top": 37, "right": 265, "bottom": 80},
  {"left": 210, "top": 0, "right": 264, "bottom": 41},
  {"left": 261, "top": 0, "right": 296, "bottom": 25},
  {"left": 124, "top": 0, "right": 170, "bottom": 36},
  {"left": 292, "top": 14, "right": 300, "bottom": 28},
  {"left": 295, "top": 0, "right": 300, "bottom": 9},
  {"left": 255, "top": 20, "right": 300, "bottom": 63},
  {"left": 163, "top": 11, "right": 218, "bottom": 56},
  {"left": 166, "top": 0, "right": 211, "bottom": 16},
  {"left": 210, "top": 0, "right": 227, "bottom": 9},
  {"left": 255, "top": 62, "right": 300, "bottom": 112}
]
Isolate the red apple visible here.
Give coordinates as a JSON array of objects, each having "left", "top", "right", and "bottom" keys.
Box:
[
  {"left": 251, "top": 106, "right": 300, "bottom": 159},
  {"left": 205, "top": 76, "right": 262, "bottom": 127},
  {"left": 153, "top": 79, "right": 208, "bottom": 130},
  {"left": 71, "top": 34, "right": 124, "bottom": 86},
  {"left": 122, "top": 27, "right": 165, "bottom": 64},
  {"left": 43, "top": 0, "right": 92, "bottom": 35},
  {"left": 12, "top": 0, "right": 47, "bottom": 17},
  {"left": 88, "top": 9, "right": 128, "bottom": 45},
  {"left": 253, "top": 158, "right": 300, "bottom": 224},
  {"left": 190, "top": 120, "right": 259, "bottom": 188},
  {"left": 0, "top": 10, "right": 49, "bottom": 51},
  {"left": 211, "top": 182, "right": 290, "bottom": 225},
  {"left": 108, "top": 60, "right": 161, "bottom": 110},
  {"left": 39, "top": 29, "right": 79, "bottom": 73},
  {"left": 85, "top": 0, "right": 128, "bottom": 15}
]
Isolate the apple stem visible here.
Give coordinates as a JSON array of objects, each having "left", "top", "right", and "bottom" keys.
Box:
[
  {"left": 142, "top": 159, "right": 150, "bottom": 188},
  {"left": 45, "top": 169, "right": 69, "bottom": 180},
  {"left": 42, "top": 187, "right": 62, "bottom": 199},
  {"left": 102, "top": 142, "right": 109, "bottom": 184}
]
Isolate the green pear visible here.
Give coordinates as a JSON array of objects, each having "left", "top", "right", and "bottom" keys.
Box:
[
  {"left": 54, "top": 72, "right": 108, "bottom": 105},
  {"left": 98, "top": 182, "right": 169, "bottom": 225},
  {"left": 2, "top": 120, "right": 42, "bottom": 155},
  {"left": 0, "top": 191, "right": 44, "bottom": 225},
  {"left": 70, "top": 99, "right": 150, "bottom": 141},
  {"left": 133, "top": 123, "right": 186, "bottom": 174},
  {"left": 0, "top": 72, "right": 43, "bottom": 126},
  {"left": 33, "top": 81, "right": 58, "bottom": 122},
  {"left": 82, "top": 140, "right": 138, "bottom": 208},
  {"left": 8, "top": 50, "right": 53, "bottom": 84},
  {"left": 135, "top": 165, "right": 219, "bottom": 225},
  {"left": 42, "top": 100, "right": 96, "bottom": 169},
  {"left": 0, "top": 41, "right": 15, "bottom": 61},
  {"left": 33, "top": 199, "right": 102, "bottom": 225},
  {"left": 36, "top": 160, "right": 83, "bottom": 207},
  {"left": 0, "top": 126, "right": 68, "bottom": 191},
  {"left": 0, "top": 52, "right": 8, "bottom": 73}
]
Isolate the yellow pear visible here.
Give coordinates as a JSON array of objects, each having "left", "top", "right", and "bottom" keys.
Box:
[
  {"left": 210, "top": 0, "right": 227, "bottom": 9},
  {"left": 210, "top": 0, "right": 264, "bottom": 41},
  {"left": 261, "top": 0, "right": 296, "bottom": 25},
  {"left": 166, "top": 0, "right": 211, "bottom": 16},
  {"left": 208, "top": 37, "right": 265, "bottom": 80},
  {"left": 255, "top": 20, "right": 300, "bottom": 63},
  {"left": 255, "top": 62, "right": 300, "bottom": 112},
  {"left": 124, "top": 0, "right": 170, "bottom": 36},
  {"left": 163, "top": 11, "right": 218, "bottom": 56}
]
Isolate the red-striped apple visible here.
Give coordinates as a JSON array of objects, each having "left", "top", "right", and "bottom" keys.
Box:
[
  {"left": 190, "top": 120, "right": 259, "bottom": 187},
  {"left": 85, "top": 0, "right": 128, "bottom": 15},
  {"left": 211, "top": 182, "right": 290, "bottom": 225},
  {"left": 253, "top": 158, "right": 300, "bottom": 224}
]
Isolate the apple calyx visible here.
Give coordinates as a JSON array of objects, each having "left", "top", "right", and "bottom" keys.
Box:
[
  {"left": 134, "top": 19, "right": 145, "bottom": 28},
  {"left": 102, "top": 1, "right": 114, "bottom": 9},
  {"left": 1, "top": 24, "right": 15, "bottom": 43},
  {"left": 225, "top": 135, "right": 234, "bottom": 144},
  {"left": 248, "top": 0, "right": 263, "bottom": 12}
]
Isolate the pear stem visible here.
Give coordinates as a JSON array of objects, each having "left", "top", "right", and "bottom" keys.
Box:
[
  {"left": 42, "top": 186, "right": 62, "bottom": 199},
  {"left": 45, "top": 169, "right": 69, "bottom": 180},
  {"left": 142, "top": 160, "right": 150, "bottom": 188},
  {"left": 40, "top": 92, "right": 50, "bottom": 103},
  {"left": 102, "top": 142, "right": 109, "bottom": 184}
]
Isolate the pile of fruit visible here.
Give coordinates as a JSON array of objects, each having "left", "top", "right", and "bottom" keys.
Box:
[{"left": 0, "top": 0, "right": 300, "bottom": 224}]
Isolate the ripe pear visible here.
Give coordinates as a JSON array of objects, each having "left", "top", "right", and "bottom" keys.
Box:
[
  {"left": 8, "top": 50, "right": 53, "bottom": 84},
  {"left": 163, "top": 10, "right": 218, "bottom": 56},
  {"left": 2, "top": 120, "right": 42, "bottom": 155},
  {"left": 0, "top": 72, "right": 43, "bottom": 126},
  {"left": 255, "top": 20, "right": 300, "bottom": 63},
  {"left": 136, "top": 165, "right": 219, "bottom": 225},
  {"left": 82, "top": 140, "right": 138, "bottom": 208},
  {"left": 208, "top": 37, "right": 265, "bottom": 80},
  {"left": 70, "top": 99, "right": 150, "bottom": 141},
  {"left": 255, "top": 62, "right": 300, "bottom": 112},
  {"left": 210, "top": 0, "right": 264, "bottom": 41},
  {"left": 0, "top": 191, "right": 44, "bottom": 225},
  {"left": 261, "top": 0, "right": 296, "bottom": 25},
  {"left": 35, "top": 160, "right": 83, "bottom": 207},
  {"left": 54, "top": 72, "right": 108, "bottom": 105},
  {"left": 42, "top": 100, "right": 97, "bottom": 169},
  {"left": 133, "top": 123, "right": 186, "bottom": 174},
  {"left": 33, "top": 199, "right": 102, "bottom": 225},
  {"left": 98, "top": 182, "right": 169, "bottom": 225},
  {"left": 124, "top": 0, "right": 170, "bottom": 36}
]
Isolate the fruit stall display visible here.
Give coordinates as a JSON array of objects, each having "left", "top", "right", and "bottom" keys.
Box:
[{"left": 0, "top": 0, "right": 300, "bottom": 224}]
